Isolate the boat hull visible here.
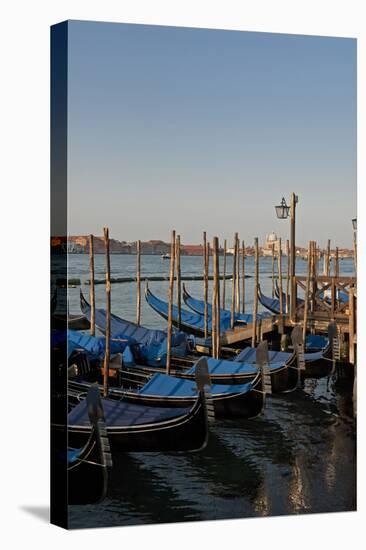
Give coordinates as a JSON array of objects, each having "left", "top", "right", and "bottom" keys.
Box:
[{"left": 68, "top": 393, "right": 208, "bottom": 453}]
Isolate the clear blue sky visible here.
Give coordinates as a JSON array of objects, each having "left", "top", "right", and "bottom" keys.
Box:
[{"left": 67, "top": 20, "right": 356, "bottom": 248}]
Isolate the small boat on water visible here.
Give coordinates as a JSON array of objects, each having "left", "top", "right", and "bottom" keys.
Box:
[
  {"left": 67, "top": 384, "right": 112, "bottom": 505},
  {"left": 80, "top": 290, "right": 190, "bottom": 366},
  {"left": 67, "top": 361, "right": 210, "bottom": 453},
  {"left": 257, "top": 284, "right": 282, "bottom": 314},
  {"left": 183, "top": 284, "right": 273, "bottom": 324},
  {"left": 145, "top": 284, "right": 241, "bottom": 336},
  {"left": 234, "top": 323, "right": 335, "bottom": 380},
  {"left": 77, "top": 293, "right": 334, "bottom": 386},
  {"left": 161, "top": 253, "right": 170, "bottom": 260},
  {"left": 69, "top": 356, "right": 265, "bottom": 419}
]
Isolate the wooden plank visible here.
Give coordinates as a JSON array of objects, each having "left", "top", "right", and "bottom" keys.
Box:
[{"left": 221, "top": 317, "right": 274, "bottom": 345}]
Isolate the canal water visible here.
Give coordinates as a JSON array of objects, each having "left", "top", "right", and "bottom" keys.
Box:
[{"left": 65, "top": 254, "right": 356, "bottom": 528}]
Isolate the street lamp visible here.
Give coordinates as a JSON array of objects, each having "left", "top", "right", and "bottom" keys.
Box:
[
  {"left": 352, "top": 218, "right": 357, "bottom": 231},
  {"left": 275, "top": 193, "right": 298, "bottom": 321},
  {"left": 275, "top": 197, "right": 290, "bottom": 219}
]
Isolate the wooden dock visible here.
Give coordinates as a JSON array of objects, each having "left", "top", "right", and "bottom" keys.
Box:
[{"left": 221, "top": 317, "right": 275, "bottom": 346}]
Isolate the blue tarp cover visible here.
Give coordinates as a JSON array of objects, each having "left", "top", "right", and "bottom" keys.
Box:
[
  {"left": 68, "top": 330, "right": 131, "bottom": 359},
  {"left": 305, "top": 334, "right": 328, "bottom": 350},
  {"left": 185, "top": 357, "right": 284, "bottom": 376},
  {"left": 80, "top": 293, "right": 189, "bottom": 366},
  {"left": 235, "top": 346, "right": 324, "bottom": 363},
  {"left": 139, "top": 372, "right": 253, "bottom": 397},
  {"left": 68, "top": 397, "right": 191, "bottom": 427}
]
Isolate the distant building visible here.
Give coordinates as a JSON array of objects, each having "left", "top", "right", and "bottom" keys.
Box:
[{"left": 262, "top": 232, "right": 281, "bottom": 256}]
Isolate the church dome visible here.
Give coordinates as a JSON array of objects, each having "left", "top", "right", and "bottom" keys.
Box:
[{"left": 267, "top": 232, "right": 277, "bottom": 242}]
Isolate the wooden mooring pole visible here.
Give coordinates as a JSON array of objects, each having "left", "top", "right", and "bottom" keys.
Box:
[
  {"left": 215, "top": 237, "right": 221, "bottom": 358},
  {"left": 290, "top": 192, "right": 297, "bottom": 322},
  {"left": 103, "top": 227, "right": 111, "bottom": 397},
  {"left": 326, "top": 239, "right": 331, "bottom": 276},
  {"left": 136, "top": 239, "right": 141, "bottom": 325},
  {"left": 277, "top": 238, "right": 283, "bottom": 330},
  {"left": 212, "top": 237, "right": 217, "bottom": 359},
  {"left": 212, "top": 236, "right": 221, "bottom": 359},
  {"left": 203, "top": 232, "right": 209, "bottom": 339},
  {"left": 286, "top": 239, "right": 290, "bottom": 315},
  {"left": 335, "top": 247, "right": 339, "bottom": 278},
  {"left": 231, "top": 233, "right": 238, "bottom": 328},
  {"left": 166, "top": 230, "right": 176, "bottom": 375},
  {"left": 242, "top": 240, "right": 246, "bottom": 314},
  {"left": 235, "top": 235, "right": 240, "bottom": 314},
  {"left": 222, "top": 239, "right": 227, "bottom": 309},
  {"left": 252, "top": 237, "right": 259, "bottom": 347},
  {"left": 302, "top": 241, "right": 312, "bottom": 343},
  {"left": 89, "top": 234, "right": 95, "bottom": 336},
  {"left": 176, "top": 234, "right": 181, "bottom": 329},
  {"left": 271, "top": 243, "right": 275, "bottom": 298}
]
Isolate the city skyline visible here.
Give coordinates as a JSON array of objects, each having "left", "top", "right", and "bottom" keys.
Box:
[{"left": 67, "top": 21, "right": 356, "bottom": 247}]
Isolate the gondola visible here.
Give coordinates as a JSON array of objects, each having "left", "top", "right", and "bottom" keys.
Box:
[
  {"left": 71, "top": 306, "right": 300, "bottom": 392},
  {"left": 257, "top": 284, "right": 282, "bottom": 314},
  {"left": 234, "top": 322, "right": 336, "bottom": 380},
  {"left": 69, "top": 356, "right": 265, "bottom": 419},
  {"left": 80, "top": 290, "right": 190, "bottom": 365},
  {"left": 145, "top": 284, "right": 233, "bottom": 336},
  {"left": 68, "top": 384, "right": 112, "bottom": 505},
  {"left": 274, "top": 279, "right": 306, "bottom": 308},
  {"left": 67, "top": 362, "right": 210, "bottom": 453},
  {"left": 260, "top": 283, "right": 305, "bottom": 314},
  {"left": 68, "top": 325, "right": 288, "bottom": 389},
  {"left": 182, "top": 284, "right": 273, "bottom": 323},
  {"left": 274, "top": 279, "right": 348, "bottom": 308}
]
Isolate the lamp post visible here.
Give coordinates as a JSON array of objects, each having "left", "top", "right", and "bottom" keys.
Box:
[{"left": 275, "top": 193, "right": 298, "bottom": 322}]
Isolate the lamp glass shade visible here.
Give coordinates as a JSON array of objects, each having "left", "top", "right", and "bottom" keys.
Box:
[{"left": 275, "top": 204, "right": 290, "bottom": 219}]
